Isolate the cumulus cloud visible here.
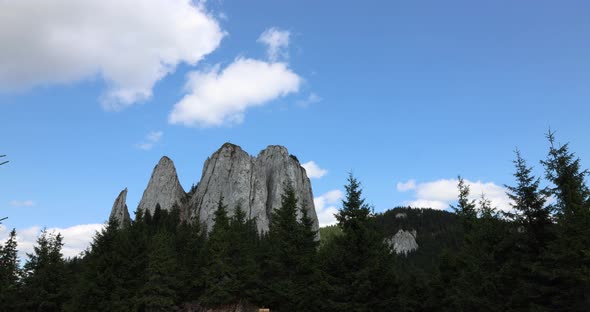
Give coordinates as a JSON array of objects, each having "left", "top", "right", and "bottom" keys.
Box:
[
  {"left": 169, "top": 58, "right": 301, "bottom": 127},
  {"left": 0, "top": 223, "right": 104, "bottom": 260},
  {"left": 0, "top": 0, "right": 224, "bottom": 109},
  {"left": 136, "top": 130, "right": 163, "bottom": 150},
  {"left": 398, "top": 178, "right": 511, "bottom": 212},
  {"left": 301, "top": 161, "right": 328, "bottom": 179},
  {"left": 314, "top": 189, "right": 343, "bottom": 227},
  {"left": 258, "top": 27, "right": 290, "bottom": 62},
  {"left": 9, "top": 200, "right": 35, "bottom": 207}
]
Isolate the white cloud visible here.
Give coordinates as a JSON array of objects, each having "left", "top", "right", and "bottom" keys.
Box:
[
  {"left": 0, "top": 223, "right": 104, "bottom": 260},
  {"left": 396, "top": 179, "right": 416, "bottom": 192},
  {"left": 404, "top": 199, "right": 449, "bottom": 210},
  {"left": 0, "top": 0, "right": 224, "bottom": 109},
  {"left": 296, "top": 93, "right": 322, "bottom": 107},
  {"left": 9, "top": 200, "right": 35, "bottom": 207},
  {"left": 398, "top": 178, "right": 511, "bottom": 212},
  {"left": 169, "top": 58, "right": 301, "bottom": 127},
  {"left": 301, "top": 161, "right": 328, "bottom": 179},
  {"left": 136, "top": 130, "right": 163, "bottom": 150},
  {"left": 314, "top": 189, "right": 343, "bottom": 227},
  {"left": 258, "top": 27, "right": 290, "bottom": 62}
]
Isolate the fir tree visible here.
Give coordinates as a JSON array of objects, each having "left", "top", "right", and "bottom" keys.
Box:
[
  {"left": 540, "top": 131, "right": 590, "bottom": 310},
  {"left": 201, "top": 196, "right": 234, "bottom": 306},
  {"left": 503, "top": 150, "right": 554, "bottom": 309},
  {"left": 263, "top": 184, "right": 320, "bottom": 311},
  {"left": 21, "top": 229, "right": 67, "bottom": 311},
  {"left": 0, "top": 229, "right": 20, "bottom": 309},
  {"left": 322, "top": 174, "right": 397, "bottom": 311},
  {"left": 138, "top": 230, "right": 180, "bottom": 312}
]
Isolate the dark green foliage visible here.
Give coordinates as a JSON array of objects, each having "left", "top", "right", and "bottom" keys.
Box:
[
  {"left": 321, "top": 174, "right": 398, "bottom": 311},
  {"left": 201, "top": 197, "right": 235, "bottom": 306},
  {"left": 201, "top": 198, "right": 261, "bottom": 308},
  {"left": 263, "top": 184, "right": 321, "bottom": 311},
  {"left": 0, "top": 229, "right": 20, "bottom": 309},
  {"left": 138, "top": 231, "right": 179, "bottom": 311},
  {"left": 374, "top": 207, "right": 461, "bottom": 270},
  {"left": 318, "top": 224, "right": 342, "bottom": 248},
  {"left": 21, "top": 229, "right": 67, "bottom": 311},
  {"left": 538, "top": 131, "right": 590, "bottom": 310}
]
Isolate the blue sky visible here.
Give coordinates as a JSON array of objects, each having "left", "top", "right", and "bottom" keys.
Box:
[{"left": 1, "top": 0, "right": 590, "bottom": 257}]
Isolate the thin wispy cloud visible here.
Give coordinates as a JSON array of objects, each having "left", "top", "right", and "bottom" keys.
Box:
[
  {"left": 296, "top": 93, "right": 322, "bottom": 107},
  {"left": 9, "top": 200, "right": 35, "bottom": 207},
  {"left": 136, "top": 131, "right": 163, "bottom": 150},
  {"left": 258, "top": 27, "right": 291, "bottom": 62}
]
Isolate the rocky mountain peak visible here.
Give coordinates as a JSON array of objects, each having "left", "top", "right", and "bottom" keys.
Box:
[
  {"left": 109, "top": 188, "right": 130, "bottom": 228},
  {"left": 191, "top": 143, "right": 318, "bottom": 235},
  {"left": 138, "top": 156, "right": 186, "bottom": 215}
]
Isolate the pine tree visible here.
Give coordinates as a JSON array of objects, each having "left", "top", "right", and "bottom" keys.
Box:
[
  {"left": 175, "top": 218, "right": 206, "bottom": 303},
  {"left": 66, "top": 219, "right": 130, "bottom": 311},
  {"left": 0, "top": 229, "right": 20, "bottom": 309},
  {"left": 21, "top": 229, "right": 67, "bottom": 311},
  {"left": 501, "top": 150, "right": 555, "bottom": 309},
  {"left": 227, "top": 203, "right": 259, "bottom": 305},
  {"left": 540, "top": 131, "right": 590, "bottom": 310},
  {"left": 322, "top": 174, "right": 397, "bottom": 311},
  {"left": 138, "top": 230, "right": 180, "bottom": 312},
  {"left": 263, "top": 184, "right": 320, "bottom": 311},
  {"left": 201, "top": 196, "right": 234, "bottom": 306},
  {"left": 450, "top": 176, "right": 477, "bottom": 228}
]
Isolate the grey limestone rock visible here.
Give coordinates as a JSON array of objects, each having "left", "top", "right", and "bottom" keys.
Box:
[
  {"left": 190, "top": 143, "right": 318, "bottom": 235},
  {"left": 138, "top": 156, "right": 186, "bottom": 215},
  {"left": 109, "top": 188, "right": 130, "bottom": 228},
  {"left": 387, "top": 229, "right": 419, "bottom": 255}
]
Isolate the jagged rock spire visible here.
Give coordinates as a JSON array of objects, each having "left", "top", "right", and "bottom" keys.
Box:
[
  {"left": 137, "top": 156, "right": 186, "bottom": 215},
  {"left": 109, "top": 188, "right": 130, "bottom": 228}
]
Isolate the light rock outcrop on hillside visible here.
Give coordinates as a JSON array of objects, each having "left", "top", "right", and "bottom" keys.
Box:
[{"left": 386, "top": 229, "right": 419, "bottom": 255}]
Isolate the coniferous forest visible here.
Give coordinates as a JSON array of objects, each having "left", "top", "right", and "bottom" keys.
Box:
[{"left": 1, "top": 132, "right": 590, "bottom": 311}]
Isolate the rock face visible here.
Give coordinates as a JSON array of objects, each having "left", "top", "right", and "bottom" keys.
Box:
[
  {"left": 138, "top": 156, "right": 186, "bottom": 215},
  {"left": 109, "top": 188, "right": 131, "bottom": 228},
  {"left": 107, "top": 143, "right": 319, "bottom": 236},
  {"left": 190, "top": 143, "right": 318, "bottom": 234},
  {"left": 386, "top": 229, "right": 418, "bottom": 255}
]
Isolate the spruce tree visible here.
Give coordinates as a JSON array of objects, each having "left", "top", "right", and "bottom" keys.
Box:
[
  {"left": 540, "top": 132, "right": 590, "bottom": 310},
  {"left": 263, "top": 184, "right": 320, "bottom": 311},
  {"left": 21, "top": 229, "right": 67, "bottom": 311},
  {"left": 227, "top": 203, "right": 259, "bottom": 305},
  {"left": 201, "top": 196, "right": 234, "bottom": 306},
  {"left": 322, "top": 174, "right": 397, "bottom": 311},
  {"left": 500, "top": 150, "right": 554, "bottom": 309},
  {"left": 0, "top": 229, "right": 20, "bottom": 309},
  {"left": 138, "top": 230, "right": 180, "bottom": 312}
]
